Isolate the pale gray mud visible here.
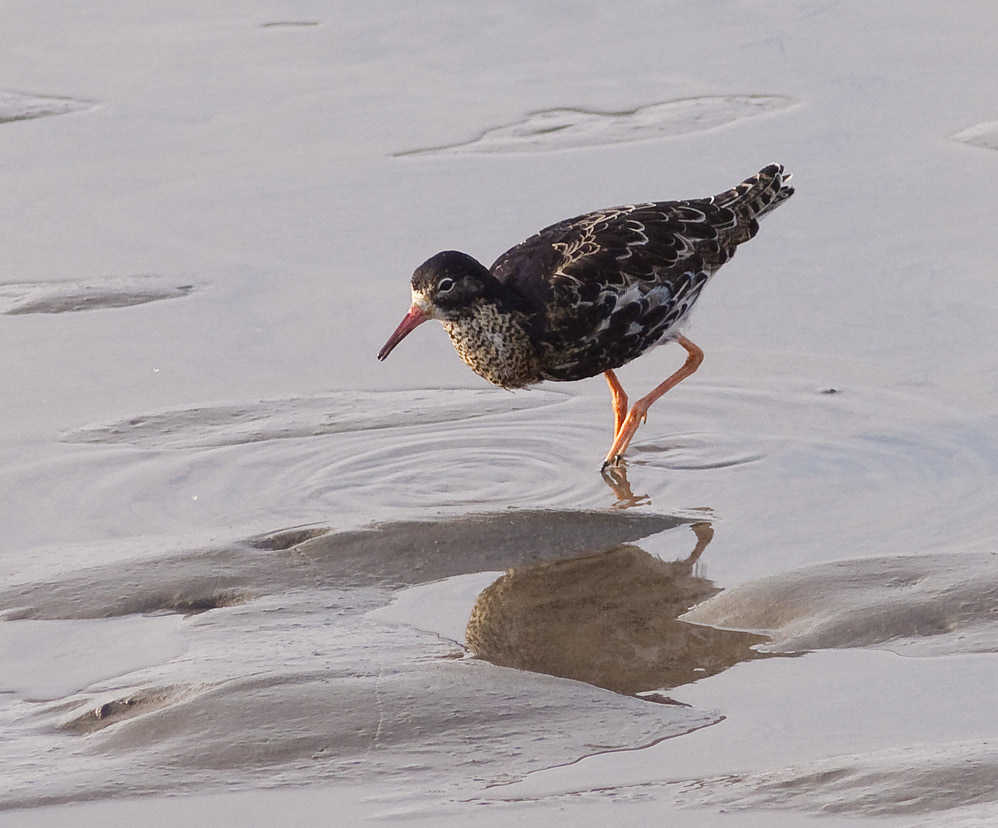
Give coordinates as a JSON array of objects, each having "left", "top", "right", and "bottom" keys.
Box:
[{"left": 0, "top": 510, "right": 723, "bottom": 810}]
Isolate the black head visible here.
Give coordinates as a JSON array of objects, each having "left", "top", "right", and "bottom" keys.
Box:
[
  {"left": 411, "top": 250, "right": 496, "bottom": 320},
  {"left": 377, "top": 250, "right": 497, "bottom": 362}
]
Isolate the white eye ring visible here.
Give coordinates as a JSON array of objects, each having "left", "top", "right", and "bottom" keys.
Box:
[{"left": 438, "top": 277, "right": 455, "bottom": 292}]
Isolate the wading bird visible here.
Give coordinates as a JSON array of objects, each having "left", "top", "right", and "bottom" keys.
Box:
[{"left": 378, "top": 164, "right": 794, "bottom": 469}]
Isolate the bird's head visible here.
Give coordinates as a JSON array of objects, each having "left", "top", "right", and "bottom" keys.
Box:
[{"left": 377, "top": 251, "right": 493, "bottom": 361}]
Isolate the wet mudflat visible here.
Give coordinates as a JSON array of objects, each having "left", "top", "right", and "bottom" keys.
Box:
[{"left": 2, "top": 2, "right": 998, "bottom": 826}]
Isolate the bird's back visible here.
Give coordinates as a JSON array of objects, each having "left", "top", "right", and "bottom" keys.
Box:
[{"left": 490, "top": 164, "right": 793, "bottom": 381}]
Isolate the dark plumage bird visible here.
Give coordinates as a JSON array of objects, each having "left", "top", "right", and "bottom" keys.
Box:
[{"left": 378, "top": 163, "right": 794, "bottom": 469}]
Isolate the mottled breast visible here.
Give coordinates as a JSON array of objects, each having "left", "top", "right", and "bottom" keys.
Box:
[{"left": 441, "top": 303, "right": 541, "bottom": 388}]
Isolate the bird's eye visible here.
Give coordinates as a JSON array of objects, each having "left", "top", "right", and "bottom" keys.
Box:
[{"left": 438, "top": 278, "right": 455, "bottom": 293}]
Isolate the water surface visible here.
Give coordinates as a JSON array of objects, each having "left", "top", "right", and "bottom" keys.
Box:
[{"left": 2, "top": 1, "right": 998, "bottom": 825}]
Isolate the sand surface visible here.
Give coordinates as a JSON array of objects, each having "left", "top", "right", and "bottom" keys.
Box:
[{"left": 2, "top": 1, "right": 998, "bottom": 825}]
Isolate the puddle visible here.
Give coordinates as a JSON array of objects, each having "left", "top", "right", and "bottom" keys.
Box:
[
  {"left": 478, "top": 649, "right": 998, "bottom": 825},
  {"left": 0, "top": 616, "right": 186, "bottom": 701},
  {"left": 396, "top": 95, "right": 797, "bottom": 155}
]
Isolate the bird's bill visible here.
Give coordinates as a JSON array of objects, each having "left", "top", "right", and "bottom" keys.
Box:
[{"left": 377, "top": 304, "right": 430, "bottom": 360}]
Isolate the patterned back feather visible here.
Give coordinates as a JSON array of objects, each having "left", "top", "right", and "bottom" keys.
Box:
[{"left": 489, "top": 164, "right": 793, "bottom": 381}]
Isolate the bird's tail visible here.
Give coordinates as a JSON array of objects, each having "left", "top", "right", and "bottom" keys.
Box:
[{"left": 713, "top": 163, "right": 794, "bottom": 221}]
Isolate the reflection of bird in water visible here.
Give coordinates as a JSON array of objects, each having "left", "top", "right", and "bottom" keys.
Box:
[
  {"left": 465, "top": 522, "right": 772, "bottom": 694},
  {"left": 378, "top": 165, "right": 794, "bottom": 468},
  {"left": 601, "top": 463, "right": 650, "bottom": 509}
]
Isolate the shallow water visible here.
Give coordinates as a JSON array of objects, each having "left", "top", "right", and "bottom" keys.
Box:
[{"left": 3, "top": 1, "right": 998, "bottom": 825}]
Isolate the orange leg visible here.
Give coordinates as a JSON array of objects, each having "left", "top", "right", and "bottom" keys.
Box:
[
  {"left": 601, "top": 335, "right": 704, "bottom": 470},
  {"left": 604, "top": 369, "right": 629, "bottom": 439}
]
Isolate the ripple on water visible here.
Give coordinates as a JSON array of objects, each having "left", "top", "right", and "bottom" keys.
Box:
[
  {"left": 303, "top": 416, "right": 602, "bottom": 510},
  {"left": 606, "top": 377, "right": 998, "bottom": 561},
  {"left": 19, "top": 380, "right": 998, "bottom": 549},
  {"left": 628, "top": 379, "right": 998, "bottom": 480},
  {"left": 630, "top": 431, "right": 774, "bottom": 470},
  {"left": 49, "top": 390, "right": 604, "bottom": 540}
]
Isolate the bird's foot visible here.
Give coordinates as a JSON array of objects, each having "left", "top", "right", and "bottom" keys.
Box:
[{"left": 600, "top": 453, "right": 624, "bottom": 472}]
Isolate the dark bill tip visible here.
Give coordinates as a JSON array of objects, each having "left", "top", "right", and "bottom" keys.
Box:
[{"left": 377, "top": 304, "right": 430, "bottom": 361}]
